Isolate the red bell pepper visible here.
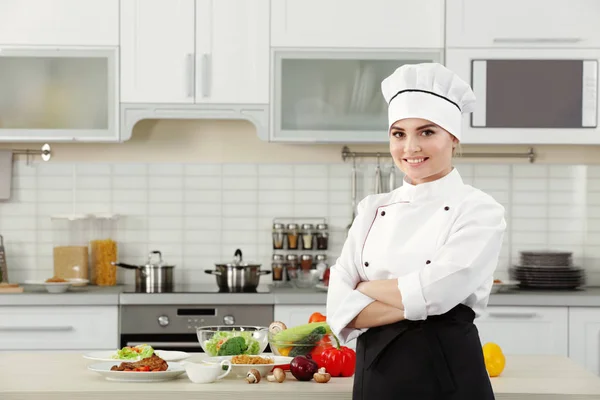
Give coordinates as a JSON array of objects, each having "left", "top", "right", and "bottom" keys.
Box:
[
  {"left": 308, "top": 312, "right": 327, "bottom": 323},
  {"left": 311, "top": 335, "right": 356, "bottom": 377}
]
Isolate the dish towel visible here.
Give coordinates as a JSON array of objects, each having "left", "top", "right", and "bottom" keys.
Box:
[{"left": 0, "top": 150, "right": 13, "bottom": 201}]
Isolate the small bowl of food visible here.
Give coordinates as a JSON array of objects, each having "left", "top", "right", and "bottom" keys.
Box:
[
  {"left": 201, "top": 354, "right": 293, "bottom": 379},
  {"left": 24, "top": 277, "right": 73, "bottom": 293},
  {"left": 196, "top": 326, "right": 269, "bottom": 357}
]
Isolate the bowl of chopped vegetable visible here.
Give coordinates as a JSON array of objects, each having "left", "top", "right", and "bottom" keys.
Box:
[{"left": 197, "top": 325, "right": 269, "bottom": 357}]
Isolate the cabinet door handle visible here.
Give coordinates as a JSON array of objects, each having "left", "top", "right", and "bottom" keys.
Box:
[
  {"left": 201, "top": 53, "right": 211, "bottom": 98},
  {"left": 0, "top": 326, "right": 75, "bottom": 332},
  {"left": 186, "top": 53, "right": 195, "bottom": 98},
  {"left": 486, "top": 312, "right": 538, "bottom": 319},
  {"left": 493, "top": 37, "right": 582, "bottom": 44}
]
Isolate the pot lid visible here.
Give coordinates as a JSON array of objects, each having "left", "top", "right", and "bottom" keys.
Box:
[
  {"left": 145, "top": 250, "right": 174, "bottom": 268},
  {"left": 216, "top": 249, "right": 261, "bottom": 268}
]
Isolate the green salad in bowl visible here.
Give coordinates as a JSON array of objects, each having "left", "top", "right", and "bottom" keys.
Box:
[{"left": 197, "top": 326, "right": 269, "bottom": 356}]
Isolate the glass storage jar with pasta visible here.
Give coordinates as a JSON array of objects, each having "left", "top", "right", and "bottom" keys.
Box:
[
  {"left": 90, "top": 214, "right": 119, "bottom": 286},
  {"left": 51, "top": 214, "right": 92, "bottom": 284}
]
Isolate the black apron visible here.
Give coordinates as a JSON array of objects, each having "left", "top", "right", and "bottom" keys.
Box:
[{"left": 352, "top": 304, "right": 494, "bottom": 400}]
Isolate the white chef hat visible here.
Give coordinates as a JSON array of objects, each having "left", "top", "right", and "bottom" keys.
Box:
[{"left": 381, "top": 63, "right": 476, "bottom": 141}]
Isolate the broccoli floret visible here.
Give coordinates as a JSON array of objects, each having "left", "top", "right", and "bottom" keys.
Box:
[{"left": 217, "top": 336, "right": 247, "bottom": 356}]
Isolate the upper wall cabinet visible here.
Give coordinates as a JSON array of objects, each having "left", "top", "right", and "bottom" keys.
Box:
[
  {"left": 446, "top": 0, "right": 600, "bottom": 48},
  {"left": 195, "top": 0, "right": 269, "bottom": 104},
  {"left": 120, "top": 0, "right": 196, "bottom": 104},
  {"left": 271, "top": 0, "right": 444, "bottom": 49},
  {"left": 0, "top": 0, "right": 118, "bottom": 46},
  {"left": 120, "top": 0, "right": 269, "bottom": 105}
]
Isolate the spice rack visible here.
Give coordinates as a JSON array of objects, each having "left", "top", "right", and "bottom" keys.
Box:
[{"left": 271, "top": 217, "right": 329, "bottom": 286}]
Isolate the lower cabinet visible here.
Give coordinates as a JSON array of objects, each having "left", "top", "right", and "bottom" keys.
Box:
[
  {"left": 569, "top": 307, "right": 600, "bottom": 376},
  {"left": 475, "top": 306, "right": 569, "bottom": 356},
  {"left": 0, "top": 306, "right": 118, "bottom": 351}
]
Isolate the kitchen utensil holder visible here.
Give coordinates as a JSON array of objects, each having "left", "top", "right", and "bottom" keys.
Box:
[{"left": 341, "top": 145, "right": 537, "bottom": 163}]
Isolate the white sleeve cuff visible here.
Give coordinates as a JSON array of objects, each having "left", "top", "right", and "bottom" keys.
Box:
[
  {"left": 328, "top": 289, "right": 375, "bottom": 344},
  {"left": 397, "top": 271, "right": 427, "bottom": 320}
]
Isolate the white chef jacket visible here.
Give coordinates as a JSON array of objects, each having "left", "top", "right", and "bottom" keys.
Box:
[{"left": 326, "top": 168, "right": 506, "bottom": 344}]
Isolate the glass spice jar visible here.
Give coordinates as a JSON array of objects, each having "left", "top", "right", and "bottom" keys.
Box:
[
  {"left": 286, "top": 223, "right": 299, "bottom": 250},
  {"left": 315, "top": 254, "right": 328, "bottom": 280},
  {"left": 285, "top": 254, "right": 299, "bottom": 281},
  {"left": 300, "top": 254, "right": 313, "bottom": 271},
  {"left": 301, "top": 223, "right": 314, "bottom": 250},
  {"left": 272, "top": 254, "right": 285, "bottom": 284},
  {"left": 272, "top": 223, "right": 285, "bottom": 249},
  {"left": 316, "top": 223, "right": 329, "bottom": 250}
]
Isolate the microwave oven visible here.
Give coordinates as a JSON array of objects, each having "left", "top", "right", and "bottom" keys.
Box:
[{"left": 446, "top": 49, "right": 600, "bottom": 144}]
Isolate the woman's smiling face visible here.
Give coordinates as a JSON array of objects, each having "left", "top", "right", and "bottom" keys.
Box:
[{"left": 389, "top": 118, "right": 458, "bottom": 185}]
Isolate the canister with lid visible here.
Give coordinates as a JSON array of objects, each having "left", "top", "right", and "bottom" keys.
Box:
[
  {"left": 90, "top": 214, "right": 119, "bottom": 286},
  {"left": 51, "top": 214, "right": 92, "bottom": 282},
  {"left": 315, "top": 254, "right": 328, "bottom": 280},
  {"left": 285, "top": 254, "right": 299, "bottom": 281}
]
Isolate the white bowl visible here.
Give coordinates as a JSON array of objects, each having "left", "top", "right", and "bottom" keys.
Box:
[
  {"left": 24, "top": 280, "right": 72, "bottom": 293},
  {"left": 202, "top": 355, "right": 293, "bottom": 379}
]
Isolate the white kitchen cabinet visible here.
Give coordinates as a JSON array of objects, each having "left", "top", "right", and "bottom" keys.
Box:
[
  {"left": 446, "top": 0, "right": 600, "bottom": 48},
  {"left": 0, "top": 0, "right": 118, "bottom": 46},
  {"left": 120, "top": 0, "right": 196, "bottom": 104},
  {"left": 195, "top": 0, "right": 269, "bottom": 104},
  {"left": 121, "top": 0, "right": 269, "bottom": 105},
  {"left": 475, "top": 306, "right": 569, "bottom": 356},
  {"left": 0, "top": 306, "right": 118, "bottom": 350},
  {"left": 569, "top": 308, "right": 600, "bottom": 376},
  {"left": 270, "top": 0, "right": 444, "bottom": 49}
]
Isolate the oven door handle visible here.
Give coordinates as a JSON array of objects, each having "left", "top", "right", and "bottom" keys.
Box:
[{"left": 125, "top": 341, "right": 203, "bottom": 348}]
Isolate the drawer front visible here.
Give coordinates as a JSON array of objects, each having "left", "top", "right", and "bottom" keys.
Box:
[
  {"left": 475, "top": 306, "right": 568, "bottom": 356},
  {"left": 0, "top": 306, "right": 118, "bottom": 350}
]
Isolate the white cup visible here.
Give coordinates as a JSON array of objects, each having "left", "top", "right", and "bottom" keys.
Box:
[{"left": 182, "top": 360, "right": 232, "bottom": 384}]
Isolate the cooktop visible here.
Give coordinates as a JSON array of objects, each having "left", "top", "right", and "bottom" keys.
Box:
[{"left": 122, "top": 284, "right": 272, "bottom": 294}]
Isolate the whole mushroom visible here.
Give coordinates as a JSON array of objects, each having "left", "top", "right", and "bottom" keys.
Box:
[
  {"left": 246, "top": 368, "right": 261, "bottom": 384},
  {"left": 267, "top": 368, "right": 286, "bottom": 383},
  {"left": 313, "top": 367, "right": 331, "bottom": 383}
]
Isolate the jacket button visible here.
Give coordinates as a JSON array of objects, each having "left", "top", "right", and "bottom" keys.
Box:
[
  {"left": 426, "top": 260, "right": 431, "bottom": 264},
  {"left": 364, "top": 262, "right": 369, "bottom": 267},
  {"left": 444, "top": 206, "right": 450, "bottom": 211},
  {"left": 380, "top": 211, "right": 386, "bottom": 216}
]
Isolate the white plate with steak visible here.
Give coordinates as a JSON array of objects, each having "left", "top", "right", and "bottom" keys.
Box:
[{"left": 88, "top": 355, "right": 185, "bottom": 382}]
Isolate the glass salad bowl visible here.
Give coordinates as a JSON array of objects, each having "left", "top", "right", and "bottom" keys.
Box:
[{"left": 196, "top": 325, "right": 269, "bottom": 356}]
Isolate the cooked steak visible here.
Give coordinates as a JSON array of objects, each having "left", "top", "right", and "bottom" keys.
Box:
[{"left": 110, "top": 354, "right": 168, "bottom": 372}]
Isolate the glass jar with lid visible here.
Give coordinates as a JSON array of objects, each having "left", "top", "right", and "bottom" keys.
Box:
[
  {"left": 286, "top": 223, "right": 299, "bottom": 250},
  {"left": 285, "top": 254, "right": 299, "bottom": 281},
  {"left": 301, "top": 223, "right": 315, "bottom": 250},
  {"left": 272, "top": 223, "right": 285, "bottom": 249},
  {"left": 316, "top": 223, "right": 329, "bottom": 250},
  {"left": 272, "top": 254, "right": 285, "bottom": 285},
  {"left": 90, "top": 214, "right": 119, "bottom": 286},
  {"left": 51, "top": 214, "right": 92, "bottom": 283},
  {"left": 315, "top": 254, "right": 328, "bottom": 280},
  {"left": 300, "top": 254, "right": 313, "bottom": 271}
]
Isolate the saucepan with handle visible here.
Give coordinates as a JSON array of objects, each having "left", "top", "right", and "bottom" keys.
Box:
[
  {"left": 112, "top": 250, "right": 175, "bottom": 293},
  {"left": 205, "top": 249, "right": 271, "bottom": 292}
]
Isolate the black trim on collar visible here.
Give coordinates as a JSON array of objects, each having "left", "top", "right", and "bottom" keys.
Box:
[{"left": 388, "top": 89, "right": 461, "bottom": 111}]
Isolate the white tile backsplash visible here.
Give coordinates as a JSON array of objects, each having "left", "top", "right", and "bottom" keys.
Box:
[{"left": 4, "top": 161, "right": 600, "bottom": 286}]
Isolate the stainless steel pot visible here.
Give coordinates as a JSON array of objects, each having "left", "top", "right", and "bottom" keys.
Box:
[
  {"left": 112, "top": 250, "right": 174, "bottom": 293},
  {"left": 205, "top": 249, "right": 271, "bottom": 292}
]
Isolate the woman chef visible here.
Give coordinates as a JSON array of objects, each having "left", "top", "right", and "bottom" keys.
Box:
[{"left": 326, "top": 63, "right": 506, "bottom": 400}]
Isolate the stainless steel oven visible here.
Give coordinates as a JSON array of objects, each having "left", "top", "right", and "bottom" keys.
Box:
[{"left": 119, "top": 304, "right": 274, "bottom": 353}]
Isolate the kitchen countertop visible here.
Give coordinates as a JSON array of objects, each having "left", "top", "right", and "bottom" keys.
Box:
[
  {"left": 4, "top": 284, "right": 600, "bottom": 308},
  {"left": 1, "top": 352, "right": 599, "bottom": 399}
]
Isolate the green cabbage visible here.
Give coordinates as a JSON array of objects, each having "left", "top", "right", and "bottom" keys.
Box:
[{"left": 204, "top": 331, "right": 261, "bottom": 356}]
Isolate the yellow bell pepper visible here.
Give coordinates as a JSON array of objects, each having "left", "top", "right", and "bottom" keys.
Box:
[{"left": 482, "top": 342, "right": 506, "bottom": 377}]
